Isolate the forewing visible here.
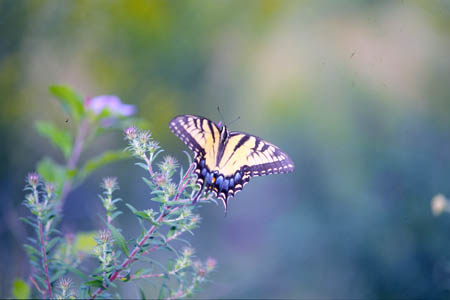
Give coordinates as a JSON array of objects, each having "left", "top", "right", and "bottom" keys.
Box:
[{"left": 169, "top": 115, "right": 221, "bottom": 167}]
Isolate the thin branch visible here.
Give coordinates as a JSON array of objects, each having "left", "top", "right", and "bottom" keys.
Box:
[
  {"left": 90, "top": 156, "right": 195, "bottom": 299},
  {"left": 173, "top": 163, "right": 195, "bottom": 202},
  {"left": 38, "top": 220, "right": 52, "bottom": 298},
  {"left": 90, "top": 207, "right": 179, "bottom": 299},
  {"left": 58, "top": 119, "right": 90, "bottom": 212}
]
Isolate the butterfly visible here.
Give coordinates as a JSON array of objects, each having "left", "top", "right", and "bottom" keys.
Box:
[{"left": 169, "top": 115, "right": 295, "bottom": 211}]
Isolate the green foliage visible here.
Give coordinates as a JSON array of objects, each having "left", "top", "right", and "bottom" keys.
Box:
[
  {"left": 12, "top": 279, "right": 30, "bottom": 299},
  {"left": 49, "top": 85, "right": 85, "bottom": 123},
  {"left": 77, "top": 150, "right": 130, "bottom": 181},
  {"left": 36, "top": 157, "right": 66, "bottom": 193},
  {"left": 106, "top": 223, "right": 129, "bottom": 257},
  {"left": 20, "top": 85, "right": 216, "bottom": 299},
  {"left": 35, "top": 121, "right": 73, "bottom": 159}
]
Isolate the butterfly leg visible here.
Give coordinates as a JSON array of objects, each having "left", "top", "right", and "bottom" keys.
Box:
[{"left": 192, "top": 181, "right": 205, "bottom": 205}]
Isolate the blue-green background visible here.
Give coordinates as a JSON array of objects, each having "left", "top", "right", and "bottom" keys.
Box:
[{"left": 1, "top": 0, "right": 450, "bottom": 298}]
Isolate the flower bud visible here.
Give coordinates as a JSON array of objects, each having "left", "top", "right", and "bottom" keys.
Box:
[
  {"left": 102, "top": 177, "right": 119, "bottom": 192},
  {"left": 205, "top": 257, "right": 217, "bottom": 272},
  {"left": 124, "top": 126, "right": 138, "bottom": 140},
  {"left": 27, "top": 172, "right": 40, "bottom": 187}
]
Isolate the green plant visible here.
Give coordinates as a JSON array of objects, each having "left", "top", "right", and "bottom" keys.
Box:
[{"left": 16, "top": 85, "right": 216, "bottom": 299}]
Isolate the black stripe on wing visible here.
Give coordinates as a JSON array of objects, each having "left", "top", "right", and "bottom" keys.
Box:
[{"left": 169, "top": 115, "right": 205, "bottom": 155}]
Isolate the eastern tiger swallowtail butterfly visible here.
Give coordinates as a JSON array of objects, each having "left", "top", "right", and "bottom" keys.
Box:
[{"left": 169, "top": 115, "right": 294, "bottom": 211}]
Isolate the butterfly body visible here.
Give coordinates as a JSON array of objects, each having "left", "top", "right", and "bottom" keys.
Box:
[{"left": 169, "top": 115, "right": 294, "bottom": 211}]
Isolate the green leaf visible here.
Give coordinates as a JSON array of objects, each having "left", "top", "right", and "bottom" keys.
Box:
[
  {"left": 49, "top": 85, "right": 85, "bottom": 122},
  {"left": 138, "top": 286, "right": 146, "bottom": 300},
  {"left": 66, "top": 266, "right": 88, "bottom": 280},
  {"left": 106, "top": 223, "right": 129, "bottom": 256},
  {"left": 78, "top": 150, "right": 130, "bottom": 180},
  {"left": 50, "top": 269, "right": 67, "bottom": 283},
  {"left": 12, "top": 279, "right": 30, "bottom": 299},
  {"left": 142, "top": 177, "right": 154, "bottom": 189},
  {"left": 36, "top": 157, "right": 66, "bottom": 194},
  {"left": 167, "top": 226, "right": 177, "bottom": 239},
  {"left": 125, "top": 203, "right": 137, "bottom": 213},
  {"left": 23, "top": 244, "right": 40, "bottom": 258},
  {"left": 35, "top": 121, "right": 73, "bottom": 159},
  {"left": 46, "top": 237, "right": 61, "bottom": 252},
  {"left": 74, "top": 232, "right": 97, "bottom": 253},
  {"left": 158, "top": 283, "right": 167, "bottom": 300},
  {"left": 134, "top": 211, "right": 153, "bottom": 221},
  {"left": 83, "top": 279, "right": 104, "bottom": 288}
]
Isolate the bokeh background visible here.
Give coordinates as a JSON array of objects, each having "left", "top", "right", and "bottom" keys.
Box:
[{"left": 1, "top": 0, "right": 450, "bottom": 298}]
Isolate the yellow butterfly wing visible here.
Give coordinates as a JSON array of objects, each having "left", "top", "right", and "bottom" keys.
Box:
[{"left": 169, "top": 114, "right": 220, "bottom": 169}]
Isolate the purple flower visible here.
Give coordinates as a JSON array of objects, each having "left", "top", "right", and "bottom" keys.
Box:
[{"left": 86, "top": 95, "right": 136, "bottom": 117}]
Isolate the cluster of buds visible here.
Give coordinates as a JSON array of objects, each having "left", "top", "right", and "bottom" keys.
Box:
[
  {"left": 24, "top": 173, "right": 55, "bottom": 218},
  {"left": 192, "top": 257, "right": 217, "bottom": 281},
  {"left": 94, "top": 230, "right": 115, "bottom": 271},
  {"left": 172, "top": 247, "right": 195, "bottom": 274},
  {"left": 100, "top": 177, "right": 121, "bottom": 223},
  {"left": 159, "top": 156, "right": 178, "bottom": 176},
  {"left": 102, "top": 177, "right": 119, "bottom": 195},
  {"left": 124, "top": 126, "right": 160, "bottom": 159},
  {"left": 185, "top": 214, "right": 201, "bottom": 231},
  {"left": 27, "top": 172, "right": 40, "bottom": 189}
]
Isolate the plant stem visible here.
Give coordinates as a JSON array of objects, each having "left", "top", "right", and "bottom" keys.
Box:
[
  {"left": 58, "top": 118, "right": 89, "bottom": 212},
  {"left": 90, "top": 159, "right": 194, "bottom": 299},
  {"left": 90, "top": 207, "right": 179, "bottom": 299},
  {"left": 38, "top": 220, "right": 52, "bottom": 299},
  {"left": 174, "top": 163, "right": 195, "bottom": 202}
]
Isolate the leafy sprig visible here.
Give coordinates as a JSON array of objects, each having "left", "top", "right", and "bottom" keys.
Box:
[{"left": 16, "top": 85, "right": 216, "bottom": 299}]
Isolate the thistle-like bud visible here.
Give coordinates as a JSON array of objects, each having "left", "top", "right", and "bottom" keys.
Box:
[
  {"left": 159, "top": 155, "right": 178, "bottom": 175},
  {"left": 27, "top": 172, "right": 40, "bottom": 188},
  {"left": 183, "top": 247, "right": 194, "bottom": 257},
  {"left": 98, "top": 230, "right": 112, "bottom": 244},
  {"left": 164, "top": 183, "right": 177, "bottom": 197},
  {"left": 102, "top": 177, "right": 119, "bottom": 193},
  {"left": 147, "top": 140, "right": 160, "bottom": 154},
  {"left": 44, "top": 182, "right": 55, "bottom": 198},
  {"left": 138, "top": 131, "right": 151, "bottom": 144},
  {"left": 205, "top": 257, "right": 217, "bottom": 272},
  {"left": 154, "top": 172, "right": 167, "bottom": 187},
  {"left": 59, "top": 277, "right": 72, "bottom": 291},
  {"left": 124, "top": 126, "right": 138, "bottom": 140}
]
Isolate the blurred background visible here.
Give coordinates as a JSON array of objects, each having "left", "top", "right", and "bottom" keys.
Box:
[{"left": 1, "top": 0, "right": 450, "bottom": 298}]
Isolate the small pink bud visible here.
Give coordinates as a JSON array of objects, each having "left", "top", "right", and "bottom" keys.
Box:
[
  {"left": 205, "top": 257, "right": 217, "bottom": 272},
  {"left": 154, "top": 172, "right": 166, "bottom": 186},
  {"left": 27, "top": 172, "right": 39, "bottom": 187},
  {"left": 98, "top": 230, "right": 112, "bottom": 243},
  {"left": 125, "top": 126, "right": 138, "bottom": 140},
  {"left": 59, "top": 277, "right": 72, "bottom": 290},
  {"left": 102, "top": 177, "right": 118, "bottom": 191}
]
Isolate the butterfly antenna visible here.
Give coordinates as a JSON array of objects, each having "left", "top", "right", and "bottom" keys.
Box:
[
  {"left": 217, "top": 106, "right": 226, "bottom": 126},
  {"left": 228, "top": 116, "right": 240, "bottom": 126}
]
